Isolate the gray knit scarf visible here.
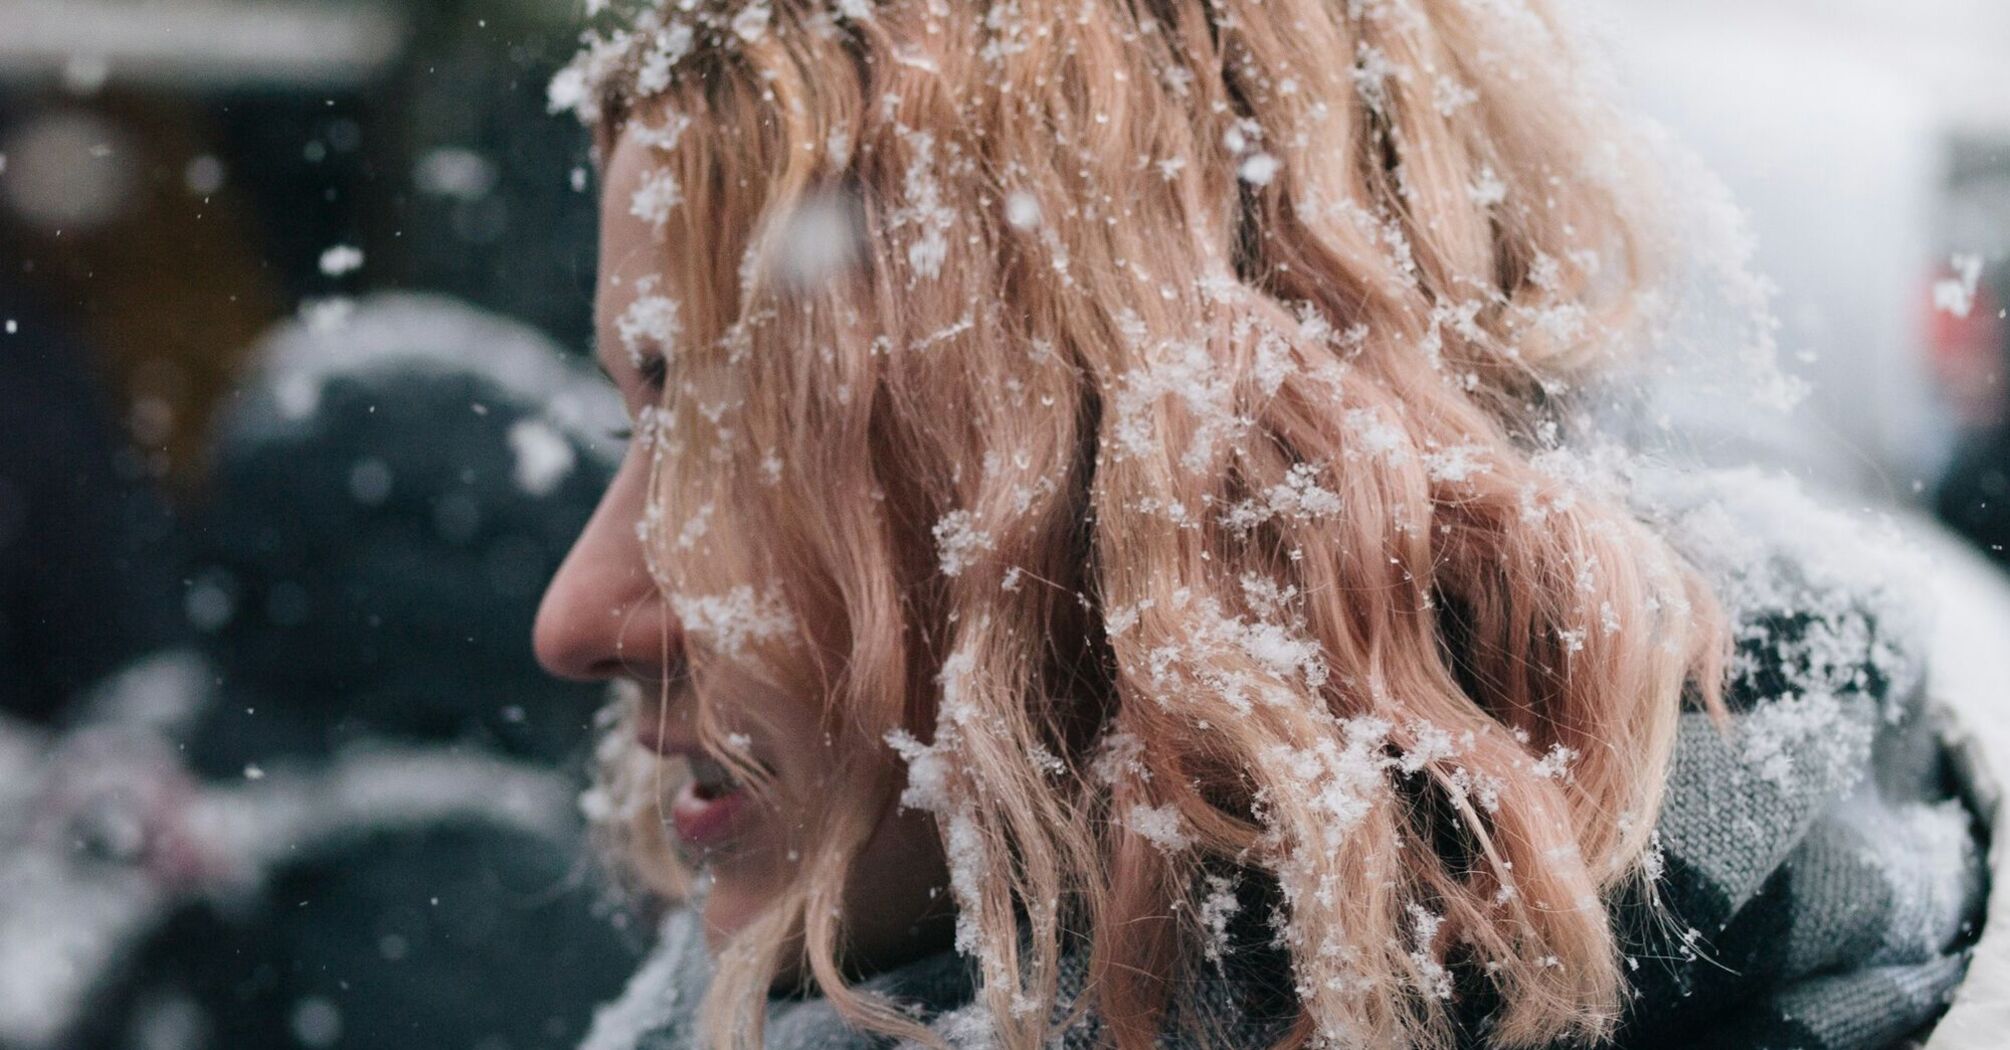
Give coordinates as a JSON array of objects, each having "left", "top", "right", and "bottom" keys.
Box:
[{"left": 578, "top": 469, "right": 1990, "bottom": 1050}]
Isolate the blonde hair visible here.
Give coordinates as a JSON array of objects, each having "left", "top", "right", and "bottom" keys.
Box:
[{"left": 565, "top": 1, "right": 1729, "bottom": 1047}]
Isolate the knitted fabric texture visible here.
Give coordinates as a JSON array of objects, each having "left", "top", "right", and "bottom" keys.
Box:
[{"left": 579, "top": 469, "right": 1990, "bottom": 1049}]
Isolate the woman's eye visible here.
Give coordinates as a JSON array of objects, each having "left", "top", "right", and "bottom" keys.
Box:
[{"left": 640, "top": 354, "right": 669, "bottom": 390}]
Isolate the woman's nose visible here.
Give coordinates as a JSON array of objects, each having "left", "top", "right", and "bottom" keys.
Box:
[{"left": 533, "top": 470, "right": 680, "bottom": 682}]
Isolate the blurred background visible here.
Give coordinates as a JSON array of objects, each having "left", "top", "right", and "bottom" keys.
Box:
[{"left": 0, "top": 0, "right": 2005, "bottom": 1048}]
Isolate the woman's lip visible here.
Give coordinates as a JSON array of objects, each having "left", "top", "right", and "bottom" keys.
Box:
[{"left": 670, "top": 778, "right": 749, "bottom": 849}]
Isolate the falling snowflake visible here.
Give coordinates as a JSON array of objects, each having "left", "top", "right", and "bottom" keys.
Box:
[
  {"left": 318, "top": 245, "right": 364, "bottom": 277},
  {"left": 1934, "top": 253, "right": 1984, "bottom": 318}
]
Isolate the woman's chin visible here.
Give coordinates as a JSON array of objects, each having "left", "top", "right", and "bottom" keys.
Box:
[
  {"left": 696, "top": 874, "right": 770, "bottom": 952},
  {"left": 695, "top": 866, "right": 957, "bottom": 995}
]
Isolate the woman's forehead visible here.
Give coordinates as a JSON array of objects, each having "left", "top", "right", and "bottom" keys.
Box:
[{"left": 596, "top": 128, "right": 677, "bottom": 332}]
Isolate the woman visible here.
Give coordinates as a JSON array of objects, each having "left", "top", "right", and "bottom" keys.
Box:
[{"left": 533, "top": 2, "right": 1989, "bottom": 1048}]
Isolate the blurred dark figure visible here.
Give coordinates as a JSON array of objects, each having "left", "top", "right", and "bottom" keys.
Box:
[
  {"left": 0, "top": 284, "right": 183, "bottom": 723},
  {"left": 2, "top": 296, "right": 640, "bottom": 1050},
  {"left": 182, "top": 293, "right": 626, "bottom": 771}
]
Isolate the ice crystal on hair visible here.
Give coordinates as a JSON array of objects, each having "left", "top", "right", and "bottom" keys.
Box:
[
  {"left": 1260, "top": 716, "right": 1395, "bottom": 855},
  {"left": 1469, "top": 167, "right": 1508, "bottom": 208},
  {"left": 629, "top": 168, "right": 683, "bottom": 231},
  {"left": 1126, "top": 803, "right": 1192, "bottom": 854},
  {"left": 1198, "top": 874, "right": 1242, "bottom": 965},
  {"left": 1219, "top": 462, "right": 1343, "bottom": 538},
  {"left": 1110, "top": 328, "right": 1246, "bottom": 470},
  {"left": 1089, "top": 730, "right": 1149, "bottom": 786},
  {"left": 1529, "top": 743, "right": 1577, "bottom": 780},
  {"left": 629, "top": 111, "right": 693, "bottom": 152},
  {"left": 1405, "top": 903, "right": 1454, "bottom": 1000},
  {"left": 674, "top": 500, "right": 714, "bottom": 550},
  {"left": 931, "top": 509, "right": 994, "bottom": 578},
  {"left": 1433, "top": 74, "right": 1479, "bottom": 116},
  {"left": 1027, "top": 742, "right": 1066, "bottom": 778},
  {"left": 1237, "top": 152, "right": 1281, "bottom": 187},
  {"left": 1422, "top": 444, "right": 1489, "bottom": 484},
  {"left": 886, "top": 648, "right": 1000, "bottom": 968},
  {"left": 887, "top": 127, "right": 955, "bottom": 280},
  {"left": 667, "top": 582, "right": 797, "bottom": 660},
  {"left": 884, "top": 727, "right": 953, "bottom": 814},
  {"left": 729, "top": 3, "right": 771, "bottom": 42},
  {"left": 1352, "top": 43, "right": 1407, "bottom": 114},
  {"left": 1398, "top": 720, "right": 1463, "bottom": 774},
  {"left": 1343, "top": 408, "right": 1408, "bottom": 463},
  {"left": 1003, "top": 190, "right": 1041, "bottom": 230}
]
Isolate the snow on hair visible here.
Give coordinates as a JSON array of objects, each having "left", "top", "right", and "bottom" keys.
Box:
[{"left": 570, "top": 1, "right": 1730, "bottom": 1048}]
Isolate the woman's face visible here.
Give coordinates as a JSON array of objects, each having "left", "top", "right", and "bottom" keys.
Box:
[{"left": 533, "top": 126, "right": 952, "bottom": 976}]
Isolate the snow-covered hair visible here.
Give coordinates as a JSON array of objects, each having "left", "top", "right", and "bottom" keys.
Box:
[{"left": 567, "top": 1, "right": 1730, "bottom": 1047}]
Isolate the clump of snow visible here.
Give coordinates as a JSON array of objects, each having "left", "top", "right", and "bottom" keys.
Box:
[
  {"left": 884, "top": 728, "right": 953, "bottom": 815},
  {"left": 1342, "top": 407, "right": 1409, "bottom": 463},
  {"left": 1432, "top": 74, "right": 1479, "bottom": 116},
  {"left": 630, "top": 111, "right": 693, "bottom": 153},
  {"left": 1528, "top": 743, "right": 1577, "bottom": 780},
  {"left": 1468, "top": 167, "right": 1508, "bottom": 208},
  {"left": 1633, "top": 464, "right": 1933, "bottom": 802},
  {"left": 1196, "top": 873, "right": 1241, "bottom": 965},
  {"left": 1421, "top": 444, "right": 1490, "bottom": 484},
  {"left": 729, "top": 3, "right": 771, "bottom": 42},
  {"left": 616, "top": 288, "right": 680, "bottom": 370},
  {"left": 931, "top": 509, "right": 995, "bottom": 577},
  {"left": 1125, "top": 803, "right": 1192, "bottom": 854},
  {"left": 1109, "top": 319, "right": 1247, "bottom": 472},
  {"left": 1089, "top": 729, "right": 1149, "bottom": 786},
  {"left": 1003, "top": 190, "right": 1041, "bottom": 230},
  {"left": 1405, "top": 903, "right": 1453, "bottom": 1000},
  {"left": 629, "top": 168, "right": 683, "bottom": 232},
  {"left": 667, "top": 582, "right": 798, "bottom": 660},
  {"left": 1737, "top": 688, "right": 1867, "bottom": 789},
  {"left": 1217, "top": 462, "right": 1344, "bottom": 537},
  {"left": 1237, "top": 152, "right": 1281, "bottom": 187},
  {"left": 888, "top": 127, "right": 955, "bottom": 281},
  {"left": 884, "top": 643, "right": 1000, "bottom": 964}
]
